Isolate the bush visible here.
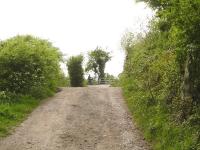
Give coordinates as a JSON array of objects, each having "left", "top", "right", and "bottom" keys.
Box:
[
  {"left": 121, "top": 1, "right": 200, "bottom": 149},
  {"left": 57, "top": 72, "right": 70, "bottom": 87},
  {"left": 67, "top": 55, "right": 84, "bottom": 87},
  {"left": 120, "top": 26, "right": 199, "bottom": 149},
  {"left": 0, "top": 35, "right": 62, "bottom": 98},
  {"left": 0, "top": 35, "right": 64, "bottom": 136}
]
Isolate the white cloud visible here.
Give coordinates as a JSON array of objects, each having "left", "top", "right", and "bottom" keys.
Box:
[{"left": 0, "top": 0, "right": 153, "bottom": 76}]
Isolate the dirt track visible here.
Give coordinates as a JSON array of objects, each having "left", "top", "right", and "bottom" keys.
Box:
[{"left": 0, "top": 86, "right": 149, "bottom": 150}]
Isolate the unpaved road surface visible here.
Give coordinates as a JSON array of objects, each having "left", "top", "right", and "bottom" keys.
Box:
[{"left": 0, "top": 86, "right": 149, "bottom": 150}]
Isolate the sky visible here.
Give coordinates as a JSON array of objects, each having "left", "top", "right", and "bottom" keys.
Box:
[{"left": 0, "top": 0, "right": 153, "bottom": 76}]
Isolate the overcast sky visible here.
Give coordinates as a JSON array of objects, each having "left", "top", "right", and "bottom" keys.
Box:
[{"left": 0, "top": 0, "right": 153, "bottom": 76}]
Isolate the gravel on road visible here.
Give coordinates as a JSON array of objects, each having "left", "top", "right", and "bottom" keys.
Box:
[{"left": 0, "top": 86, "right": 149, "bottom": 150}]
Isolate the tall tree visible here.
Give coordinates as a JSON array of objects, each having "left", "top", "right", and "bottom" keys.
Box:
[{"left": 86, "top": 47, "right": 111, "bottom": 83}]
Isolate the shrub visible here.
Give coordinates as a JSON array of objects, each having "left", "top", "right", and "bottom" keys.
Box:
[
  {"left": 0, "top": 35, "right": 62, "bottom": 98},
  {"left": 67, "top": 55, "right": 84, "bottom": 87},
  {"left": 57, "top": 72, "right": 70, "bottom": 87},
  {"left": 121, "top": 1, "right": 200, "bottom": 148},
  {"left": 120, "top": 28, "right": 200, "bottom": 149}
]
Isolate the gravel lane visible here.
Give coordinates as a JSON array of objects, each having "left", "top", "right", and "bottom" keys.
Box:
[{"left": 0, "top": 86, "right": 149, "bottom": 150}]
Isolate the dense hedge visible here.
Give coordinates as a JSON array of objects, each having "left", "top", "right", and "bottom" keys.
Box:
[
  {"left": 0, "top": 35, "right": 66, "bottom": 136},
  {"left": 67, "top": 55, "right": 84, "bottom": 87},
  {"left": 121, "top": 29, "right": 199, "bottom": 150},
  {"left": 121, "top": 1, "right": 200, "bottom": 149},
  {"left": 0, "top": 35, "right": 63, "bottom": 99}
]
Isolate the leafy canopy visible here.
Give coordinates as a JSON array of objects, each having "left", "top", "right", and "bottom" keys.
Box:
[{"left": 86, "top": 47, "right": 111, "bottom": 82}]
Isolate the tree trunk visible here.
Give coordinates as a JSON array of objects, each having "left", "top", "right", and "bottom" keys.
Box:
[{"left": 180, "top": 53, "right": 193, "bottom": 120}]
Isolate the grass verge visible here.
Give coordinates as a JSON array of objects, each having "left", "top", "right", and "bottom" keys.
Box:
[
  {"left": 0, "top": 96, "right": 40, "bottom": 137},
  {"left": 122, "top": 90, "right": 199, "bottom": 150}
]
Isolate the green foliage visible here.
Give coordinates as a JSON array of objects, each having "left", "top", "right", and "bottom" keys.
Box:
[
  {"left": 0, "top": 91, "right": 20, "bottom": 104},
  {"left": 57, "top": 72, "right": 70, "bottom": 87},
  {"left": 0, "top": 35, "right": 62, "bottom": 98},
  {"left": 104, "top": 73, "right": 120, "bottom": 87},
  {"left": 0, "top": 95, "right": 40, "bottom": 137},
  {"left": 67, "top": 55, "right": 84, "bottom": 87},
  {"left": 0, "top": 35, "right": 65, "bottom": 137},
  {"left": 86, "top": 47, "right": 111, "bottom": 83},
  {"left": 120, "top": 6, "right": 200, "bottom": 148},
  {"left": 138, "top": 1, "right": 200, "bottom": 112},
  {"left": 121, "top": 1, "right": 200, "bottom": 149}
]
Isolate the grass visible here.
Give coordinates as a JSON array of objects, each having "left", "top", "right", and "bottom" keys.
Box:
[
  {"left": 122, "top": 90, "right": 200, "bottom": 150},
  {"left": 0, "top": 96, "right": 40, "bottom": 137}
]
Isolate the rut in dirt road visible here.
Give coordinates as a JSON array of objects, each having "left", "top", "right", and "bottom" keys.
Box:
[{"left": 0, "top": 86, "right": 149, "bottom": 150}]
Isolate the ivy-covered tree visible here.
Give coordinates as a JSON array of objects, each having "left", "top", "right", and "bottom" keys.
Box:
[{"left": 86, "top": 47, "right": 111, "bottom": 83}]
